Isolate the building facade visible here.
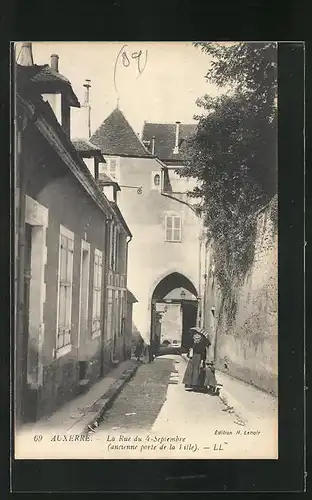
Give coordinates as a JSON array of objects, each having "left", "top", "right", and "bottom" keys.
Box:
[
  {"left": 91, "top": 110, "right": 201, "bottom": 347},
  {"left": 15, "top": 46, "right": 131, "bottom": 424}
]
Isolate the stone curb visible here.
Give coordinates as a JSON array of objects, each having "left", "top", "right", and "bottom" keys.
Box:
[
  {"left": 69, "top": 361, "right": 140, "bottom": 436},
  {"left": 180, "top": 354, "right": 248, "bottom": 425}
]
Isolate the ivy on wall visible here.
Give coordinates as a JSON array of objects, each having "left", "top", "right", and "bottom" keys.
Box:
[{"left": 179, "top": 42, "right": 278, "bottom": 323}]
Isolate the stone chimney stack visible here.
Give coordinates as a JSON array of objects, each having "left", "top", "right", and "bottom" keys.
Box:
[
  {"left": 152, "top": 136, "right": 155, "bottom": 155},
  {"left": 83, "top": 79, "right": 91, "bottom": 106},
  {"left": 83, "top": 79, "right": 91, "bottom": 138},
  {"left": 18, "top": 42, "right": 34, "bottom": 66},
  {"left": 50, "top": 54, "right": 59, "bottom": 72},
  {"left": 173, "top": 121, "right": 181, "bottom": 155}
]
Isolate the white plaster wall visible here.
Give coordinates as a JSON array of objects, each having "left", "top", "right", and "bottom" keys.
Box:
[
  {"left": 42, "top": 93, "right": 62, "bottom": 125},
  {"left": 116, "top": 156, "right": 200, "bottom": 343}
]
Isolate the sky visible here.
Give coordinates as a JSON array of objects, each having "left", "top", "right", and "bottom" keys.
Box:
[{"left": 17, "top": 42, "right": 223, "bottom": 138}]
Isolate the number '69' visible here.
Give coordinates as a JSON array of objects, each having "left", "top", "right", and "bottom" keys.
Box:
[{"left": 33, "top": 434, "right": 43, "bottom": 442}]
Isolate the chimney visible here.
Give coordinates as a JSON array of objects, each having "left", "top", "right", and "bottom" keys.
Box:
[
  {"left": 152, "top": 136, "right": 155, "bottom": 155},
  {"left": 50, "top": 54, "right": 59, "bottom": 72},
  {"left": 83, "top": 79, "right": 91, "bottom": 138},
  {"left": 173, "top": 121, "right": 181, "bottom": 155},
  {"left": 18, "top": 42, "right": 34, "bottom": 66},
  {"left": 83, "top": 79, "right": 91, "bottom": 106}
]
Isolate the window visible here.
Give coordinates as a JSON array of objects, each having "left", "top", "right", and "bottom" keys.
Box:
[
  {"left": 114, "top": 227, "right": 118, "bottom": 272},
  {"left": 109, "top": 224, "right": 118, "bottom": 271},
  {"left": 151, "top": 171, "right": 161, "bottom": 190},
  {"left": 120, "top": 291, "right": 125, "bottom": 336},
  {"left": 117, "top": 232, "right": 126, "bottom": 274},
  {"left": 108, "top": 222, "right": 117, "bottom": 271},
  {"left": 56, "top": 226, "right": 74, "bottom": 354},
  {"left": 105, "top": 157, "right": 120, "bottom": 181},
  {"left": 165, "top": 214, "right": 182, "bottom": 242},
  {"left": 92, "top": 249, "right": 103, "bottom": 338},
  {"left": 78, "top": 240, "right": 90, "bottom": 348},
  {"left": 115, "top": 290, "right": 121, "bottom": 336}
]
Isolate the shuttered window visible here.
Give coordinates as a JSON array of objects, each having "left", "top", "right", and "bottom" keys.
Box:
[
  {"left": 56, "top": 226, "right": 74, "bottom": 350},
  {"left": 92, "top": 249, "right": 103, "bottom": 338},
  {"left": 165, "top": 215, "right": 182, "bottom": 242}
]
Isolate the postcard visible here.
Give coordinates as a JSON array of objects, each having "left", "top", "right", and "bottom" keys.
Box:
[{"left": 14, "top": 41, "right": 278, "bottom": 460}]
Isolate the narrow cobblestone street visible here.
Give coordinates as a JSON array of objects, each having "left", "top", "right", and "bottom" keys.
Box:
[
  {"left": 91, "top": 354, "right": 277, "bottom": 459},
  {"left": 95, "top": 356, "right": 175, "bottom": 432},
  {"left": 94, "top": 353, "right": 239, "bottom": 436}
]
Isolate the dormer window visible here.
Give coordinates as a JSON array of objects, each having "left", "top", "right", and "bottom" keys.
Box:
[
  {"left": 61, "top": 97, "right": 71, "bottom": 137},
  {"left": 38, "top": 54, "right": 80, "bottom": 137},
  {"left": 104, "top": 156, "right": 120, "bottom": 182},
  {"left": 41, "top": 91, "right": 71, "bottom": 135}
]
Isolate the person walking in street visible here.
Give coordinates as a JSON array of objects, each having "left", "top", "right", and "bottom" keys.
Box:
[
  {"left": 182, "top": 327, "right": 211, "bottom": 392},
  {"left": 135, "top": 337, "right": 144, "bottom": 362},
  {"left": 148, "top": 339, "right": 155, "bottom": 363},
  {"left": 203, "top": 360, "right": 220, "bottom": 394}
]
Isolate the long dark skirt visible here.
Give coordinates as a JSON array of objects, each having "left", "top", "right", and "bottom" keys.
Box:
[
  {"left": 182, "top": 353, "right": 202, "bottom": 387},
  {"left": 204, "top": 366, "right": 217, "bottom": 387}
]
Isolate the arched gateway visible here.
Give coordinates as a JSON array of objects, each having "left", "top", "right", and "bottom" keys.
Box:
[{"left": 150, "top": 272, "right": 198, "bottom": 353}]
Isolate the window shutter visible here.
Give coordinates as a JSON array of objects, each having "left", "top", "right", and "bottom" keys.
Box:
[
  {"left": 57, "top": 228, "right": 74, "bottom": 349},
  {"left": 173, "top": 216, "right": 181, "bottom": 241},
  {"left": 165, "top": 215, "right": 172, "bottom": 241}
]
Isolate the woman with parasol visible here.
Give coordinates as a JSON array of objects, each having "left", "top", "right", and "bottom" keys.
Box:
[{"left": 182, "top": 326, "right": 211, "bottom": 392}]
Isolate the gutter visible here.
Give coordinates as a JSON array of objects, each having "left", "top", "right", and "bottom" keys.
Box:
[
  {"left": 109, "top": 202, "right": 132, "bottom": 238},
  {"left": 160, "top": 164, "right": 197, "bottom": 213}
]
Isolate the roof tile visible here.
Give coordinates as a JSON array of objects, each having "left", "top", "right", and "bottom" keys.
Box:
[
  {"left": 142, "top": 122, "right": 196, "bottom": 162},
  {"left": 91, "top": 108, "right": 152, "bottom": 158},
  {"left": 72, "top": 138, "right": 102, "bottom": 152},
  {"left": 29, "top": 64, "right": 80, "bottom": 107}
]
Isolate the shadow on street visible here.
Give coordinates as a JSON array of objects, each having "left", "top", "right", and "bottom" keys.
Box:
[{"left": 156, "top": 345, "right": 186, "bottom": 357}]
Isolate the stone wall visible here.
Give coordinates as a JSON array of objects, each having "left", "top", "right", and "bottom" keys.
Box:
[{"left": 204, "top": 196, "right": 278, "bottom": 395}]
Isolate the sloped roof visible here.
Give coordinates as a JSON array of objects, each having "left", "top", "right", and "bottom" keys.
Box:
[
  {"left": 16, "top": 64, "right": 46, "bottom": 92},
  {"left": 29, "top": 64, "right": 80, "bottom": 107},
  {"left": 31, "top": 64, "right": 70, "bottom": 85},
  {"left": 90, "top": 108, "right": 152, "bottom": 158},
  {"left": 99, "top": 172, "right": 115, "bottom": 183},
  {"left": 72, "top": 138, "right": 106, "bottom": 159},
  {"left": 142, "top": 122, "right": 196, "bottom": 162},
  {"left": 127, "top": 289, "right": 138, "bottom": 303},
  {"left": 98, "top": 172, "right": 121, "bottom": 192}
]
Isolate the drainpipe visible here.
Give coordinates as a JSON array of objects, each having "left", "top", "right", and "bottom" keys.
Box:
[
  {"left": 125, "top": 234, "right": 132, "bottom": 357},
  {"left": 196, "top": 214, "right": 205, "bottom": 328},
  {"left": 126, "top": 234, "right": 132, "bottom": 277},
  {"left": 212, "top": 307, "right": 218, "bottom": 362},
  {"left": 100, "top": 216, "right": 112, "bottom": 377},
  {"left": 202, "top": 241, "right": 208, "bottom": 331}
]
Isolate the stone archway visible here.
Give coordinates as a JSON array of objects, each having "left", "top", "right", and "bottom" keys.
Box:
[{"left": 150, "top": 272, "right": 198, "bottom": 353}]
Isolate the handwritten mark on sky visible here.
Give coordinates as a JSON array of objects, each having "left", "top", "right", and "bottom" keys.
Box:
[{"left": 114, "top": 44, "right": 148, "bottom": 94}]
